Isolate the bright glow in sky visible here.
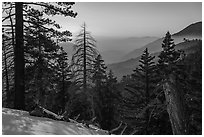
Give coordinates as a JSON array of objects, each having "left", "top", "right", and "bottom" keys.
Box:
[{"left": 53, "top": 2, "right": 201, "bottom": 38}]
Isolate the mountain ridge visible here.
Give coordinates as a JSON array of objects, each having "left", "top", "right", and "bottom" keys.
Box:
[
  {"left": 60, "top": 36, "right": 159, "bottom": 64},
  {"left": 122, "top": 21, "right": 202, "bottom": 61},
  {"left": 174, "top": 21, "right": 202, "bottom": 36},
  {"left": 108, "top": 21, "right": 202, "bottom": 79},
  {"left": 108, "top": 40, "right": 202, "bottom": 80}
]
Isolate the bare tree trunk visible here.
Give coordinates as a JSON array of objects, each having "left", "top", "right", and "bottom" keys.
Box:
[
  {"left": 9, "top": 3, "right": 15, "bottom": 50},
  {"left": 3, "top": 3, "right": 15, "bottom": 107},
  {"left": 83, "top": 24, "right": 87, "bottom": 93},
  {"left": 82, "top": 23, "right": 95, "bottom": 119},
  {"left": 3, "top": 49, "right": 10, "bottom": 102},
  {"left": 163, "top": 74, "right": 187, "bottom": 135},
  {"left": 7, "top": 3, "right": 15, "bottom": 106},
  {"left": 2, "top": 36, "right": 10, "bottom": 105},
  {"left": 14, "top": 2, "right": 25, "bottom": 110},
  {"left": 120, "top": 123, "right": 127, "bottom": 135}
]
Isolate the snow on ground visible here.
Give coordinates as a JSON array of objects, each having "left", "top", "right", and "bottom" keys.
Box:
[{"left": 2, "top": 108, "right": 108, "bottom": 135}]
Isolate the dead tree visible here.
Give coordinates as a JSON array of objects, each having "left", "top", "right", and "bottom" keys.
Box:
[{"left": 162, "top": 74, "right": 187, "bottom": 134}]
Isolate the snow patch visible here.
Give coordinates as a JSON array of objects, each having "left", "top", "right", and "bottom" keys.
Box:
[{"left": 2, "top": 108, "right": 108, "bottom": 135}]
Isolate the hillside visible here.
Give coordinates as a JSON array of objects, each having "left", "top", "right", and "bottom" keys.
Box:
[
  {"left": 108, "top": 40, "right": 202, "bottom": 80},
  {"left": 122, "top": 21, "right": 202, "bottom": 61},
  {"left": 94, "top": 36, "right": 158, "bottom": 64},
  {"left": 2, "top": 108, "right": 108, "bottom": 135},
  {"left": 108, "top": 52, "right": 159, "bottom": 80},
  {"left": 101, "top": 50, "right": 128, "bottom": 64},
  {"left": 174, "top": 21, "right": 202, "bottom": 37},
  {"left": 97, "top": 36, "right": 159, "bottom": 53}
]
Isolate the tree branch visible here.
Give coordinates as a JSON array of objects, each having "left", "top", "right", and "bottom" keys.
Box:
[
  {"left": 2, "top": 14, "right": 15, "bottom": 22},
  {"left": 120, "top": 123, "right": 127, "bottom": 135},
  {"left": 109, "top": 121, "right": 123, "bottom": 134}
]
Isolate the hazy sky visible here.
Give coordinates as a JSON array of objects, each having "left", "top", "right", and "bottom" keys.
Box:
[{"left": 53, "top": 2, "right": 201, "bottom": 38}]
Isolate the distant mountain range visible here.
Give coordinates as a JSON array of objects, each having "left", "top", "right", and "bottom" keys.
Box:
[
  {"left": 60, "top": 36, "right": 159, "bottom": 64},
  {"left": 108, "top": 21, "right": 202, "bottom": 80},
  {"left": 122, "top": 21, "right": 202, "bottom": 61},
  {"left": 99, "top": 36, "right": 158, "bottom": 64},
  {"left": 100, "top": 50, "right": 127, "bottom": 64},
  {"left": 59, "top": 21, "right": 202, "bottom": 80}
]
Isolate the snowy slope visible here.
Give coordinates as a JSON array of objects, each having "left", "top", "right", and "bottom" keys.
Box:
[{"left": 2, "top": 108, "right": 108, "bottom": 135}]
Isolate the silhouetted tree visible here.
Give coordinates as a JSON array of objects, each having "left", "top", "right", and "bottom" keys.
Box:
[
  {"left": 55, "top": 47, "right": 71, "bottom": 113},
  {"left": 2, "top": 30, "right": 14, "bottom": 107},
  {"left": 132, "top": 48, "right": 157, "bottom": 134},
  {"left": 71, "top": 23, "right": 98, "bottom": 119},
  {"left": 116, "top": 48, "right": 158, "bottom": 134},
  {"left": 102, "top": 70, "right": 118, "bottom": 130},
  {"left": 92, "top": 54, "right": 107, "bottom": 89},
  {"left": 157, "top": 31, "right": 187, "bottom": 135},
  {"left": 2, "top": 2, "right": 77, "bottom": 110},
  {"left": 91, "top": 54, "right": 107, "bottom": 128},
  {"left": 14, "top": 2, "right": 25, "bottom": 109},
  {"left": 182, "top": 41, "right": 202, "bottom": 134}
]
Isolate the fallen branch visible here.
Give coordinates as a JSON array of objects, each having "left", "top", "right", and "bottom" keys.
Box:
[
  {"left": 29, "top": 105, "right": 109, "bottom": 134},
  {"left": 29, "top": 105, "right": 65, "bottom": 121},
  {"left": 69, "top": 118, "right": 79, "bottom": 124},
  {"left": 120, "top": 123, "right": 127, "bottom": 135},
  {"left": 109, "top": 121, "right": 123, "bottom": 134},
  {"left": 74, "top": 114, "right": 80, "bottom": 121}
]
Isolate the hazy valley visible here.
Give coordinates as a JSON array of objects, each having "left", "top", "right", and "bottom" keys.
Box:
[
  {"left": 61, "top": 21, "right": 202, "bottom": 80},
  {"left": 107, "top": 21, "right": 202, "bottom": 79}
]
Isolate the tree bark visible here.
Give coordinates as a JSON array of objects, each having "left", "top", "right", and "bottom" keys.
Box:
[
  {"left": 82, "top": 23, "right": 95, "bottom": 119},
  {"left": 2, "top": 35, "right": 10, "bottom": 106},
  {"left": 14, "top": 2, "right": 25, "bottom": 110},
  {"left": 163, "top": 74, "right": 187, "bottom": 135},
  {"left": 83, "top": 23, "right": 87, "bottom": 93}
]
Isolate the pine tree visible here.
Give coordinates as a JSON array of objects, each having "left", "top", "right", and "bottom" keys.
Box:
[
  {"left": 132, "top": 48, "right": 157, "bottom": 134},
  {"left": 2, "top": 2, "right": 77, "bottom": 110},
  {"left": 71, "top": 23, "right": 98, "bottom": 91},
  {"left": 182, "top": 41, "right": 202, "bottom": 134},
  {"left": 14, "top": 2, "right": 25, "bottom": 110},
  {"left": 25, "top": 30, "right": 59, "bottom": 108},
  {"left": 23, "top": 9, "right": 61, "bottom": 108},
  {"left": 23, "top": 6, "right": 75, "bottom": 111},
  {"left": 157, "top": 31, "right": 187, "bottom": 135},
  {"left": 91, "top": 54, "right": 107, "bottom": 127},
  {"left": 132, "top": 48, "right": 156, "bottom": 101},
  {"left": 92, "top": 54, "right": 107, "bottom": 89},
  {"left": 55, "top": 47, "right": 71, "bottom": 113},
  {"left": 2, "top": 4, "right": 16, "bottom": 108},
  {"left": 116, "top": 48, "right": 157, "bottom": 134},
  {"left": 158, "top": 31, "right": 180, "bottom": 75},
  {"left": 71, "top": 23, "right": 98, "bottom": 119},
  {"left": 102, "top": 70, "right": 118, "bottom": 130},
  {"left": 2, "top": 29, "right": 14, "bottom": 107},
  {"left": 2, "top": 3, "right": 15, "bottom": 108},
  {"left": 107, "top": 70, "right": 117, "bottom": 88}
]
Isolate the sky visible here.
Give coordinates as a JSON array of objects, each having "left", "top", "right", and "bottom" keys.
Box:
[{"left": 53, "top": 2, "right": 202, "bottom": 38}]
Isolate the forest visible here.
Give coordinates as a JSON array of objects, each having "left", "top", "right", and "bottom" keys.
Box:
[{"left": 2, "top": 2, "right": 202, "bottom": 135}]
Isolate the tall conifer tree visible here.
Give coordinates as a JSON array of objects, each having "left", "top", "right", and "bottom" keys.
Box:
[
  {"left": 71, "top": 23, "right": 98, "bottom": 119},
  {"left": 157, "top": 31, "right": 187, "bottom": 135}
]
